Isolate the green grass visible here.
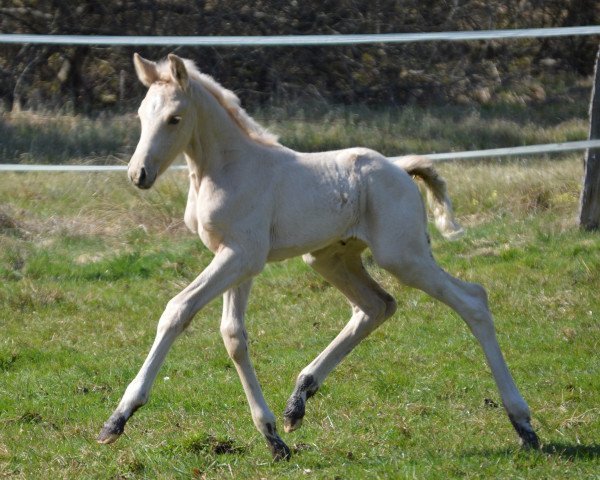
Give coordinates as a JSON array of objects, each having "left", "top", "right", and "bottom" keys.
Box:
[{"left": 1, "top": 106, "right": 599, "bottom": 478}]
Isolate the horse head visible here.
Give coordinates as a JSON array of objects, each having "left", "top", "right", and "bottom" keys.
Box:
[{"left": 128, "top": 53, "right": 195, "bottom": 189}]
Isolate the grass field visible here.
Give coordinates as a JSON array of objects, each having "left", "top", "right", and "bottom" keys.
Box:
[{"left": 1, "top": 103, "right": 599, "bottom": 478}]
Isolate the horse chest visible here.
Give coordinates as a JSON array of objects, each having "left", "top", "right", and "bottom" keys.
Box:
[
  {"left": 197, "top": 225, "right": 223, "bottom": 254},
  {"left": 192, "top": 187, "right": 255, "bottom": 253},
  {"left": 193, "top": 200, "right": 228, "bottom": 252}
]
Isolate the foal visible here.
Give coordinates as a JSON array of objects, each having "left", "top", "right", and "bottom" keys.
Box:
[{"left": 98, "top": 53, "right": 539, "bottom": 459}]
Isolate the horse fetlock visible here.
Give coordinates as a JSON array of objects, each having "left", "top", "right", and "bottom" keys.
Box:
[
  {"left": 295, "top": 374, "right": 320, "bottom": 397},
  {"left": 252, "top": 411, "right": 277, "bottom": 433},
  {"left": 264, "top": 423, "right": 291, "bottom": 461},
  {"left": 121, "top": 383, "right": 150, "bottom": 412}
]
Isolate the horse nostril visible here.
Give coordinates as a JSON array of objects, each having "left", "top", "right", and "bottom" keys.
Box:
[{"left": 138, "top": 167, "right": 147, "bottom": 185}]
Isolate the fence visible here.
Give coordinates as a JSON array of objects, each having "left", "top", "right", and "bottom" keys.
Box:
[
  {"left": 2, "top": 140, "right": 600, "bottom": 172},
  {"left": 1, "top": 26, "right": 599, "bottom": 172},
  {"left": 2, "top": 26, "right": 600, "bottom": 46}
]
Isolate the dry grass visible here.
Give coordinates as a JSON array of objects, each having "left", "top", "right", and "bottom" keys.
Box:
[{"left": 437, "top": 156, "right": 583, "bottom": 227}]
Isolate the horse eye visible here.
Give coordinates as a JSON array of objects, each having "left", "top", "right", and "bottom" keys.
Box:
[{"left": 168, "top": 115, "right": 181, "bottom": 125}]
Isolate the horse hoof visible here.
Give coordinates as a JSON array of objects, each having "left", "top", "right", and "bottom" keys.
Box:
[
  {"left": 519, "top": 427, "right": 540, "bottom": 450},
  {"left": 97, "top": 415, "right": 126, "bottom": 444},
  {"left": 268, "top": 435, "right": 291, "bottom": 461},
  {"left": 97, "top": 429, "right": 120, "bottom": 444},
  {"left": 284, "top": 374, "right": 318, "bottom": 433},
  {"left": 283, "top": 393, "right": 306, "bottom": 432},
  {"left": 510, "top": 416, "right": 540, "bottom": 450},
  {"left": 283, "top": 415, "right": 302, "bottom": 433}
]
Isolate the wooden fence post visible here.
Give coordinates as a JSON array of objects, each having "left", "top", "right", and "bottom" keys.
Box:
[{"left": 579, "top": 44, "right": 600, "bottom": 230}]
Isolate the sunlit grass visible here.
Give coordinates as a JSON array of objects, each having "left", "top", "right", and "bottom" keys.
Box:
[{"left": 0, "top": 107, "right": 599, "bottom": 478}]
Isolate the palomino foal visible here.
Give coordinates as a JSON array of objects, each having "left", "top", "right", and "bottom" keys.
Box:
[{"left": 98, "top": 53, "right": 539, "bottom": 459}]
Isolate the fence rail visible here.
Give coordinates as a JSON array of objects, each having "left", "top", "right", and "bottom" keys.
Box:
[
  {"left": 2, "top": 140, "right": 599, "bottom": 172},
  {"left": 2, "top": 26, "right": 598, "bottom": 171},
  {"left": 1, "top": 26, "right": 599, "bottom": 47}
]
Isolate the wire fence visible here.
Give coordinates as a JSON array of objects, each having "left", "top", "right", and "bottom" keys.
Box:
[
  {"left": 1, "top": 26, "right": 599, "bottom": 171},
  {"left": 1, "top": 26, "right": 599, "bottom": 46},
  {"left": 2, "top": 140, "right": 600, "bottom": 172}
]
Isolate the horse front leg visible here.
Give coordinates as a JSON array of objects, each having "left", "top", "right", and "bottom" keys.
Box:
[
  {"left": 220, "top": 281, "right": 290, "bottom": 461},
  {"left": 97, "top": 246, "right": 260, "bottom": 444}
]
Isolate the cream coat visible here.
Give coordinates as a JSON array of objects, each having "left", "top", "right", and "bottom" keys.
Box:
[{"left": 97, "top": 54, "right": 539, "bottom": 459}]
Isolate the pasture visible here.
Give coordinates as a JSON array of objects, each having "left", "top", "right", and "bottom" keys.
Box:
[{"left": 1, "top": 104, "right": 599, "bottom": 478}]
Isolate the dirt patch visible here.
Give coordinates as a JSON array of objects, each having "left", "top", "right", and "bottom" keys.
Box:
[
  {"left": 0, "top": 210, "right": 24, "bottom": 237},
  {"left": 185, "top": 435, "right": 245, "bottom": 455},
  {"left": 0, "top": 211, "right": 17, "bottom": 230}
]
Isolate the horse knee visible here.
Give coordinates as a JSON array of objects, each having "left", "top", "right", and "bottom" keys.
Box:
[
  {"left": 465, "top": 282, "right": 489, "bottom": 307},
  {"left": 457, "top": 281, "right": 496, "bottom": 333},
  {"left": 220, "top": 323, "right": 248, "bottom": 363},
  {"left": 463, "top": 282, "right": 490, "bottom": 315},
  {"left": 157, "top": 299, "right": 190, "bottom": 336}
]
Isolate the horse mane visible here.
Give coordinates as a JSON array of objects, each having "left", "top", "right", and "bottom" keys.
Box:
[{"left": 156, "top": 58, "right": 279, "bottom": 147}]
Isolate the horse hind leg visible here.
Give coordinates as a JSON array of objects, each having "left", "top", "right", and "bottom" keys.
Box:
[
  {"left": 373, "top": 243, "right": 539, "bottom": 448},
  {"left": 283, "top": 242, "right": 397, "bottom": 433}
]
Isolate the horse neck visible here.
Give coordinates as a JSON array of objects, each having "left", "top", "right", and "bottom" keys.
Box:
[{"left": 184, "top": 82, "right": 256, "bottom": 181}]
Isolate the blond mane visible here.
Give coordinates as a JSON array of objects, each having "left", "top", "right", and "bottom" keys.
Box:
[{"left": 156, "top": 58, "right": 279, "bottom": 147}]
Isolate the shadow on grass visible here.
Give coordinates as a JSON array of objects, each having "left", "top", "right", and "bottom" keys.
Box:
[
  {"left": 463, "top": 442, "right": 600, "bottom": 460},
  {"left": 540, "top": 442, "right": 600, "bottom": 460}
]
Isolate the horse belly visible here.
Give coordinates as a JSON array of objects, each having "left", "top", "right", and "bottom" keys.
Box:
[{"left": 267, "top": 181, "right": 361, "bottom": 261}]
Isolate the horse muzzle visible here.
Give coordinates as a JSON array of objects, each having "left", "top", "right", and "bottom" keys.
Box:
[{"left": 128, "top": 165, "right": 156, "bottom": 189}]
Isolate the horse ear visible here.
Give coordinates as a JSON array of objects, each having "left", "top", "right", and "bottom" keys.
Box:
[
  {"left": 168, "top": 53, "right": 189, "bottom": 90},
  {"left": 133, "top": 53, "right": 158, "bottom": 87}
]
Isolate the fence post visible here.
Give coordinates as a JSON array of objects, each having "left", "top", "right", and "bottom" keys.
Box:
[{"left": 579, "top": 44, "right": 600, "bottom": 230}]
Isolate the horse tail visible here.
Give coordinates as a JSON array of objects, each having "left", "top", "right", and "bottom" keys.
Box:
[{"left": 392, "top": 155, "right": 464, "bottom": 240}]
